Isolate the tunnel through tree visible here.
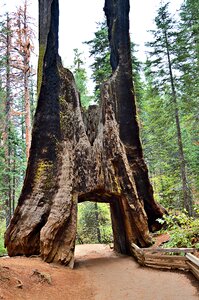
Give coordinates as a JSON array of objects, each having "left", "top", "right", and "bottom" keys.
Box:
[{"left": 5, "top": 0, "right": 165, "bottom": 267}]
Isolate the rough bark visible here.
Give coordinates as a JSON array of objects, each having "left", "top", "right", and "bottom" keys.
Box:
[
  {"left": 5, "top": 0, "right": 165, "bottom": 267},
  {"left": 24, "top": 66, "right": 31, "bottom": 159}
]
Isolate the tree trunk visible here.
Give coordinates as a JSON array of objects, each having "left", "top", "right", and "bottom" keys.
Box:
[
  {"left": 4, "top": 13, "right": 12, "bottom": 226},
  {"left": 12, "top": 150, "right": 16, "bottom": 214},
  {"left": 94, "top": 203, "right": 101, "bottom": 243},
  {"left": 5, "top": 0, "right": 165, "bottom": 267},
  {"left": 23, "top": 1, "right": 32, "bottom": 159},
  {"left": 164, "top": 30, "right": 192, "bottom": 216},
  {"left": 17, "top": 0, "right": 32, "bottom": 159},
  {"left": 24, "top": 70, "right": 31, "bottom": 159}
]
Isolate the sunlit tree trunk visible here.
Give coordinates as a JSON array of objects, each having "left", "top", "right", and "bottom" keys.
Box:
[{"left": 94, "top": 203, "right": 101, "bottom": 243}]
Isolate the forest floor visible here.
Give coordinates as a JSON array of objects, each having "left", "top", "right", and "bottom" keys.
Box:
[{"left": 0, "top": 241, "right": 198, "bottom": 300}]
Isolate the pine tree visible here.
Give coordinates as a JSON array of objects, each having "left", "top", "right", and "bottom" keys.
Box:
[
  {"left": 140, "top": 65, "right": 181, "bottom": 209},
  {"left": 145, "top": 2, "right": 193, "bottom": 215},
  {"left": 0, "top": 13, "right": 13, "bottom": 225},
  {"left": 176, "top": 0, "right": 199, "bottom": 198},
  {"left": 0, "top": 2, "right": 36, "bottom": 224},
  {"left": 85, "top": 21, "right": 142, "bottom": 103},
  {"left": 12, "top": 0, "right": 35, "bottom": 159},
  {"left": 85, "top": 21, "right": 111, "bottom": 102},
  {"left": 71, "top": 48, "right": 92, "bottom": 108}
]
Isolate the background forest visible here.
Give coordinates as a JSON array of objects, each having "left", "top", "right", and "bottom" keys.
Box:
[{"left": 0, "top": 0, "right": 198, "bottom": 254}]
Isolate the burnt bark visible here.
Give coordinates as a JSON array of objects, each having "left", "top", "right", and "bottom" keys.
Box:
[{"left": 5, "top": 0, "right": 165, "bottom": 267}]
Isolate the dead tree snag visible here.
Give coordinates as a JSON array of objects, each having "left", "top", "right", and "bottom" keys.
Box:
[{"left": 5, "top": 0, "right": 165, "bottom": 267}]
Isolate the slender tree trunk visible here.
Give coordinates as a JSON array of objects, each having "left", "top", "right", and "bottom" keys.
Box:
[
  {"left": 13, "top": 1, "right": 32, "bottom": 159},
  {"left": 12, "top": 150, "right": 16, "bottom": 214},
  {"left": 30, "top": 75, "right": 35, "bottom": 123},
  {"left": 94, "top": 203, "right": 101, "bottom": 243},
  {"left": 4, "top": 13, "right": 12, "bottom": 226},
  {"left": 24, "top": 71, "right": 31, "bottom": 159},
  {"left": 164, "top": 30, "right": 192, "bottom": 215},
  {"left": 23, "top": 2, "right": 31, "bottom": 159},
  {"left": 159, "top": 170, "right": 166, "bottom": 204}
]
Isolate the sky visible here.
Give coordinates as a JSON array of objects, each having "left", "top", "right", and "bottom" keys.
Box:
[
  {"left": 1, "top": 0, "right": 183, "bottom": 89},
  {"left": 60, "top": 0, "right": 183, "bottom": 65}
]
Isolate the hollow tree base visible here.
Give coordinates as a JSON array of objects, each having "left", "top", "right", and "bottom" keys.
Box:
[{"left": 4, "top": 0, "right": 165, "bottom": 267}]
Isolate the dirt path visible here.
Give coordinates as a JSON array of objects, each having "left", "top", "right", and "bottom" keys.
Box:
[{"left": 0, "top": 244, "right": 198, "bottom": 300}]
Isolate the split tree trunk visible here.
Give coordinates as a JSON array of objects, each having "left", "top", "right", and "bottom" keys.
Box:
[{"left": 5, "top": 0, "right": 165, "bottom": 267}]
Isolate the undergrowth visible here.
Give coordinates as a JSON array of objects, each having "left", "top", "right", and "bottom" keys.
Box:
[
  {"left": 0, "top": 220, "right": 7, "bottom": 256},
  {"left": 157, "top": 206, "right": 199, "bottom": 249}
]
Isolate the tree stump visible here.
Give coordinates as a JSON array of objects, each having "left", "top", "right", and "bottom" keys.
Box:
[{"left": 5, "top": 0, "right": 165, "bottom": 267}]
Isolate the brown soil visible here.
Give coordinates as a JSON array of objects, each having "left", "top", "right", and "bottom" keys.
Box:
[
  {"left": 0, "top": 244, "right": 198, "bottom": 300},
  {"left": 151, "top": 232, "right": 170, "bottom": 247}
]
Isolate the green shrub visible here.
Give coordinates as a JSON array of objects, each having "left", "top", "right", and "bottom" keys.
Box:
[
  {"left": 0, "top": 220, "right": 7, "bottom": 256},
  {"left": 157, "top": 210, "right": 199, "bottom": 249}
]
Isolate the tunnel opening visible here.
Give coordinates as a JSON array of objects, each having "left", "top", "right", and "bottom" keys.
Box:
[
  {"left": 76, "top": 191, "right": 130, "bottom": 256},
  {"left": 77, "top": 201, "right": 113, "bottom": 245}
]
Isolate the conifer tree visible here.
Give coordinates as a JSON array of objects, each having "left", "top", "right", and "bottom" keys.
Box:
[
  {"left": 12, "top": 0, "right": 35, "bottom": 159},
  {"left": 176, "top": 0, "right": 199, "bottom": 197},
  {"left": 0, "top": 2, "right": 36, "bottom": 223},
  {"left": 85, "top": 21, "right": 111, "bottom": 101},
  {"left": 145, "top": 2, "right": 193, "bottom": 215},
  {"left": 71, "top": 48, "right": 92, "bottom": 108}
]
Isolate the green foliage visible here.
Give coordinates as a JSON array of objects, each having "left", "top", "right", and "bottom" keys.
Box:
[
  {"left": 157, "top": 209, "right": 199, "bottom": 248},
  {"left": 0, "top": 7, "right": 36, "bottom": 223},
  {"left": 145, "top": 3, "right": 177, "bottom": 92},
  {"left": 85, "top": 21, "right": 141, "bottom": 103},
  {"left": 77, "top": 202, "right": 113, "bottom": 244},
  {"left": 176, "top": 0, "right": 199, "bottom": 194},
  {"left": 85, "top": 21, "right": 111, "bottom": 101},
  {"left": 141, "top": 1, "right": 198, "bottom": 213},
  {"left": 139, "top": 73, "right": 182, "bottom": 208},
  {"left": 71, "top": 48, "right": 92, "bottom": 108},
  {"left": 0, "top": 220, "right": 7, "bottom": 256}
]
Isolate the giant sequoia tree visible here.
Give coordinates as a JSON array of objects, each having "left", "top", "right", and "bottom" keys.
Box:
[{"left": 5, "top": 0, "right": 165, "bottom": 267}]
